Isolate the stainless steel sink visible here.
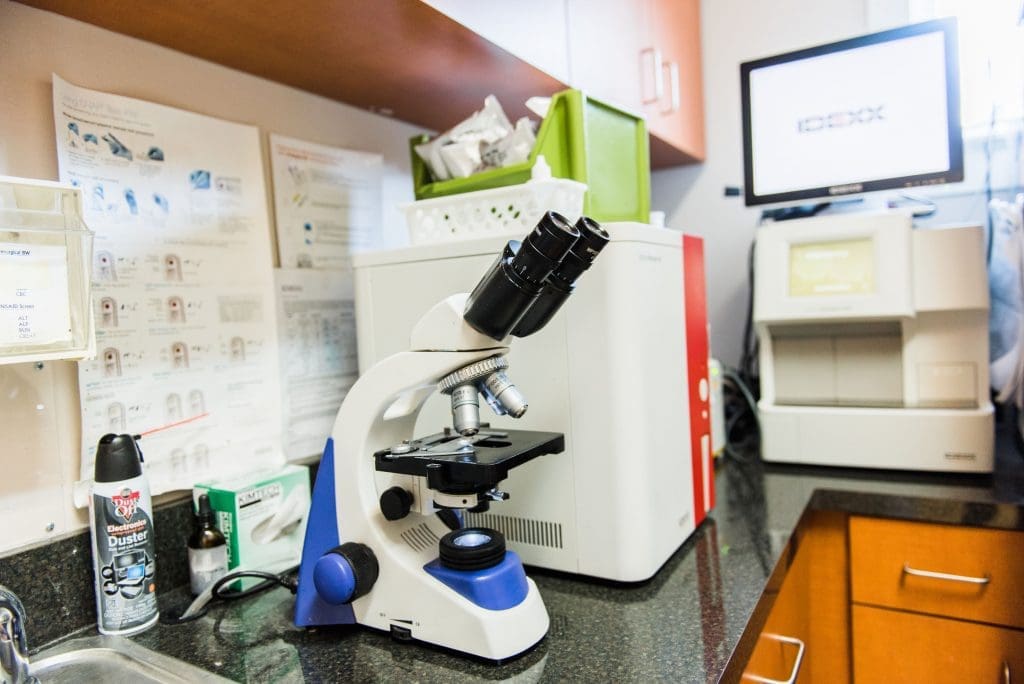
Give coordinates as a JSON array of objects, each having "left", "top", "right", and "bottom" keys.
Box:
[{"left": 30, "top": 635, "right": 231, "bottom": 683}]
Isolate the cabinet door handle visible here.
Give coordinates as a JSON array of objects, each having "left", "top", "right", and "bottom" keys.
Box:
[
  {"left": 660, "top": 60, "right": 680, "bottom": 115},
  {"left": 902, "top": 563, "right": 991, "bottom": 585},
  {"left": 640, "top": 47, "right": 663, "bottom": 104},
  {"left": 743, "top": 633, "right": 805, "bottom": 684},
  {"left": 1004, "top": 660, "right": 1011, "bottom": 684}
]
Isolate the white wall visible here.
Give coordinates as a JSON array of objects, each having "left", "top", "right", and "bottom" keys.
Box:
[
  {"left": 651, "top": 0, "right": 869, "bottom": 367},
  {"left": 0, "top": 2, "right": 424, "bottom": 553}
]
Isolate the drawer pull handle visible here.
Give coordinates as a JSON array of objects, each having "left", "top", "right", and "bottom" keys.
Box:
[
  {"left": 902, "top": 563, "right": 990, "bottom": 585},
  {"left": 660, "top": 60, "right": 680, "bottom": 115},
  {"left": 640, "top": 47, "right": 664, "bottom": 104},
  {"left": 743, "top": 633, "right": 805, "bottom": 684}
]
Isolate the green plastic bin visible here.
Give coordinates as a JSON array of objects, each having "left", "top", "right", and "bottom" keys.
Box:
[{"left": 409, "top": 89, "right": 650, "bottom": 224}]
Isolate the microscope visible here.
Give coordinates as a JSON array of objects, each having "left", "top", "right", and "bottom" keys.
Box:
[{"left": 294, "top": 212, "right": 609, "bottom": 661}]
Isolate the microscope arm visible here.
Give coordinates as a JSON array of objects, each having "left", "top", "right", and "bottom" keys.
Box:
[
  {"left": 332, "top": 347, "right": 505, "bottom": 530},
  {"left": 409, "top": 293, "right": 503, "bottom": 352}
]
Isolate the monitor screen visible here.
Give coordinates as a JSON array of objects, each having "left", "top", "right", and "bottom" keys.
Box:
[{"left": 741, "top": 19, "right": 963, "bottom": 206}]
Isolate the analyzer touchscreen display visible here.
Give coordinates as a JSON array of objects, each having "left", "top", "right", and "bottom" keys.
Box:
[{"left": 789, "top": 239, "right": 874, "bottom": 296}]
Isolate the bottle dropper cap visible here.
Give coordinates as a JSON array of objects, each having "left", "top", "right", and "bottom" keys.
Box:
[
  {"left": 196, "top": 493, "right": 215, "bottom": 524},
  {"left": 94, "top": 433, "right": 143, "bottom": 483}
]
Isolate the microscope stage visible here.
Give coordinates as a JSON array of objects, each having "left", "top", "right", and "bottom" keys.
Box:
[{"left": 374, "top": 428, "right": 564, "bottom": 494}]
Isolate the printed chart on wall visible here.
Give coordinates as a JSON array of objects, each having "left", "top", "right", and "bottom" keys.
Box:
[
  {"left": 269, "top": 134, "right": 382, "bottom": 460},
  {"left": 275, "top": 269, "right": 358, "bottom": 460},
  {"left": 52, "top": 75, "right": 283, "bottom": 494},
  {"left": 269, "top": 134, "right": 382, "bottom": 270}
]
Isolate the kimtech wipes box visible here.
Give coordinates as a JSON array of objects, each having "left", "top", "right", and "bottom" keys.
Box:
[{"left": 195, "top": 464, "right": 311, "bottom": 586}]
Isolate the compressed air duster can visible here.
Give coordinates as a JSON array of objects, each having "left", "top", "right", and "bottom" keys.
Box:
[{"left": 89, "top": 433, "right": 159, "bottom": 635}]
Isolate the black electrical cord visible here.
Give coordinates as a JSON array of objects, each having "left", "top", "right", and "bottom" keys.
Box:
[
  {"left": 159, "top": 605, "right": 209, "bottom": 625},
  {"left": 159, "top": 569, "right": 298, "bottom": 625},
  {"left": 721, "top": 369, "right": 761, "bottom": 464},
  {"left": 739, "top": 235, "right": 762, "bottom": 388},
  {"left": 212, "top": 570, "right": 298, "bottom": 600}
]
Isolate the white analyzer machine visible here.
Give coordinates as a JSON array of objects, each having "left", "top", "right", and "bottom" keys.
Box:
[
  {"left": 352, "top": 222, "right": 714, "bottom": 582},
  {"left": 754, "top": 211, "right": 993, "bottom": 472}
]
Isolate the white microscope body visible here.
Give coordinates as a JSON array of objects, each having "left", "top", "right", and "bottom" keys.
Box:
[{"left": 295, "top": 213, "right": 607, "bottom": 661}]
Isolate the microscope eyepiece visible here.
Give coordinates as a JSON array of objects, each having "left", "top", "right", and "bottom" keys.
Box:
[
  {"left": 510, "top": 216, "right": 610, "bottom": 337},
  {"left": 546, "top": 216, "right": 609, "bottom": 292},
  {"left": 515, "top": 211, "right": 580, "bottom": 274},
  {"left": 571, "top": 216, "right": 611, "bottom": 264},
  {"left": 463, "top": 211, "right": 580, "bottom": 340}
]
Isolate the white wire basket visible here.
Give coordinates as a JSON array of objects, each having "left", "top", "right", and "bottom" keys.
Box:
[{"left": 402, "top": 176, "right": 587, "bottom": 245}]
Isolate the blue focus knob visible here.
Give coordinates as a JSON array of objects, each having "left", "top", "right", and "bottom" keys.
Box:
[
  {"left": 313, "top": 553, "right": 356, "bottom": 605},
  {"left": 312, "top": 542, "right": 379, "bottom": 605}
]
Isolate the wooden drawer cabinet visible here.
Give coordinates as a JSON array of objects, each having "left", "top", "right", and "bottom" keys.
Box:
[
  {"left": 853, "top": 605, "right": 1024, "bottom": 682},
  {"left": 849, "top": 516, "right": 1024, "bottom": 629},
  {"left": 730, "top": 513, "right": 1024, "bottom": 683},
  {"left": 742, "top": 511, "right": 850, "bottom": 683}
]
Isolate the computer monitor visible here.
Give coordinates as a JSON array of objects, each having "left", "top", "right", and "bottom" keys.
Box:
[{"left": 741, "top": 18, "right": 963, "bottom": 207}]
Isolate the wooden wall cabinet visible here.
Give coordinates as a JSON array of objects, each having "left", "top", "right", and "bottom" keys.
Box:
[
  {"left": 420, "top": 0, "right": 572, "bottom": 84},
  {"left": 424, "top": 0, "right": 706, "bottom": 166},
  {"left": 14, "top": 1, "right": 567, "bottom": 137},
  {"left": 566, "top": 0, "right": 705, "bottom": 167},
  {"left": 642, "top": 0, "right": 705, "bottom": 167},
  {"left": 17, "top": 0, "right": 704, "bottom": 169},
  {"left": 565, "top": 0, "right": 647, "bottom": 122}
]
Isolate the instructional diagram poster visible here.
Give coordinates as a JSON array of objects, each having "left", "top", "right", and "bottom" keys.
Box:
[
  {"left": 275, "top": 269, "right": 358, "bottom": 460},
  {"left": 269, "top": 135, "right": 382, "bottom": 460},
  {"left": 269, "top": 134, "right": 382, "bottom": 270},
  {"left": 53, "top": 75, "right": 283, "bottom": 494}
]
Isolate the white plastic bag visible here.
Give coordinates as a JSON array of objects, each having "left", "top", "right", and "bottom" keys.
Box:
[
  {"left": 481, "top": 117, "right": 536, "bottom": 170},
  {"left": 414, "top": 96, "right": 536, "bottom": 181},
  {"left": 988, "top": 194, "right": 1024, "bottom": 410}
]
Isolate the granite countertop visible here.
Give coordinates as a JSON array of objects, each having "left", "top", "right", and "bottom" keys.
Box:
[{"left": 108, "top": 423, "right": 1024, "bottom": 683}]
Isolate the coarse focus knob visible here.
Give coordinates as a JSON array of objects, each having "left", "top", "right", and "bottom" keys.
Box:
[
  {"left": 312, "top": 542, "right": 379, "bottom": 605},
  {"left": 379, "top": 487, "right": 414, "bottom": 521}
]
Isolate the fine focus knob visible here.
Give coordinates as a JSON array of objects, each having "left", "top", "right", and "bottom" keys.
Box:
[
  {"left": 312, "top": 542, "right": 379, "bottom": 605},
  {"left": 379, "top": 487, "right": 414, "bottom": 521}
]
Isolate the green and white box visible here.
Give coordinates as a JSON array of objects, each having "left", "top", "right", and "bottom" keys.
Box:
[{"left": 195, "top": 464, "right": 310, "bottom": 587}]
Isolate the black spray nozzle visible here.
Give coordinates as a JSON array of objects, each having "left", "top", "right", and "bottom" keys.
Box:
[
  {"left": 95, "top": 433, "right": 144, "bottom": 482},
  {"left": 463, "top": 211, "right": 580, "bottom": 340},
  {"left": 510, "top": 216, "right": 609, "bottom": 337}
]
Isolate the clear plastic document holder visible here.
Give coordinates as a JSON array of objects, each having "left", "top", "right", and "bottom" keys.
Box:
[{"left": 0, "top": 176, "right": 95, "bottom": 364}]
